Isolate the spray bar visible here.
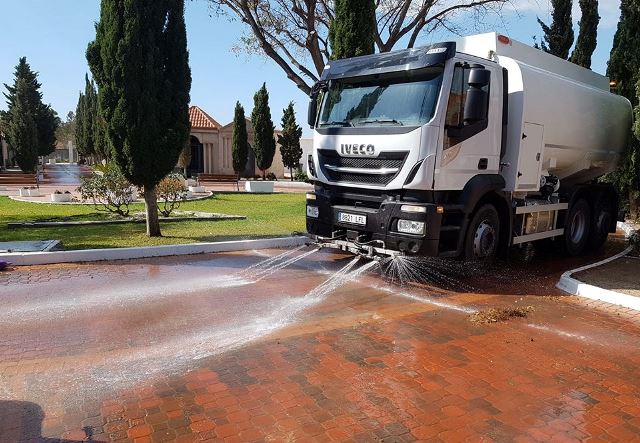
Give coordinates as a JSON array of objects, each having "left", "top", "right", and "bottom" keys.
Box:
[{"left": 306, "top": 234, "right": 403, "bottom": 261}]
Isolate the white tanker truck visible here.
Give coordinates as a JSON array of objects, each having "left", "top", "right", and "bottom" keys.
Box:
[{"left": 305, "top": 33, "right": 633, "bottom": 260}]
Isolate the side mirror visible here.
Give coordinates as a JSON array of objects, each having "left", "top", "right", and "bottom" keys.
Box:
[
  {"left": 308, "top": 98, "right": 318, "bottom": 128},
  {"left": 463, "top": 69, "right": 490, "bottom": 125},
  {"left": 308, "top": 81, "right": 328, "bottom": 128}
]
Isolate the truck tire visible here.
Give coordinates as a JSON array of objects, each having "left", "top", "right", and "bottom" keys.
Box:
[
  {"left": 464, "top": 204, "right": 500, "bottom": 261},
  {"left": 564, "top": 198, "right": 591, "bottom": 256},
  {"left": 588, "top": 196, "right": 614, "bottom": 251}
]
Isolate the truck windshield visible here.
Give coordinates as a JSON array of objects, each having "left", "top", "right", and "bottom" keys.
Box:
[{"left": 318, "top": 66, "right": 444, "bottom": 128}]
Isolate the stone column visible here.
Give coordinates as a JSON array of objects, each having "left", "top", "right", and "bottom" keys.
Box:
[
  {"left": 203, "top": 143, "right": 209, "bottom": 174},
  {"left": 68, "top": 141, "right": 74, "bottom": 163}
]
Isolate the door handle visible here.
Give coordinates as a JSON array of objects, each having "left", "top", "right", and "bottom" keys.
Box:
[{"left": 478, "top": 158, "right": 488, "bottom": 170}]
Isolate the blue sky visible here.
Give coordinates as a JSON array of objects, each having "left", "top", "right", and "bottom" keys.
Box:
[{"left": 0, "top": 0, "right": 621, "bottom": 136}]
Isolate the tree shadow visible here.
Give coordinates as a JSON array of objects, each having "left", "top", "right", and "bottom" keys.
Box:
[{"left": 0, "top": 400, "right": 97, "bottom": 442}]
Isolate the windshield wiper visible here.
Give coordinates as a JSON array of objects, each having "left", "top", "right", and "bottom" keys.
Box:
[
  {"left": 358, "top": 118, "right": 404, "bottom": 126},
  {"left": 319, "top": 120, "right": 353, "bottom": 127}
]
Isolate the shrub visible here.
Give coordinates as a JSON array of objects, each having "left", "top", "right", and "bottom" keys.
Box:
[
  {"left": 294, "top": 168, "right": 310, "bottom": 183},
  {"left": 266, "top": 172, "right": 277, "bottom": 181},
  {"left": 78, "top": 165, "right": 137, "bottom": 216},
  {"left": 93, "top": 163, "right": 110, "bottom": 174},
  {"left": 156, "top": 173, "right": 188, "bottom": 217}
]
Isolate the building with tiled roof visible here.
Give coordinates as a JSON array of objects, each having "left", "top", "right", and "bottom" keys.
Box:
[
  {"left": 187, "top": 105, "right": 285, "bottom": 178},
  {"left": 189, "top": 106, "right": 221, "bottom": 130}
]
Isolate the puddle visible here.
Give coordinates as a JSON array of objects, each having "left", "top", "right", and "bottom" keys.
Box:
[{"left": 1, "top": 249, "right": 379, "bottom": 415}]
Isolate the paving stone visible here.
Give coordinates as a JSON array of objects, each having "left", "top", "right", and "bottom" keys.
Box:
[{"left": 2, "top": 243, "right": 640, "bottom": 441}]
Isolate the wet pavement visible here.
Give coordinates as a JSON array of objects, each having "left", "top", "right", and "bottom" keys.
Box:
[
  {"left": 40, "top": 164, "right": 93, "bottom": 188},
  {"left": 1, "top": 242, "right": 640, "bottom": 442}
]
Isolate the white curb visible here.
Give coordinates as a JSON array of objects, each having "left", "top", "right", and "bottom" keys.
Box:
[
  {"left": 556, "top": 246, "right": 640, "bottom": 309},
  {"left": 0, "top": 236, "right": 309, "bottom": 266}
]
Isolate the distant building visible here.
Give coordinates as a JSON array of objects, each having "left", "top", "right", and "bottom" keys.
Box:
[
  {"left": 48, "top": 141, "right": 78, "bottom": 163},
  {"left": 188, "top": 106, "right": 287, "bottom": 178}
]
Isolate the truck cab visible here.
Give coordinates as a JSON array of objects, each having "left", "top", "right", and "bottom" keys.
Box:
[{"left": 306, "top": 33, "right": 631, "bottom": 261}]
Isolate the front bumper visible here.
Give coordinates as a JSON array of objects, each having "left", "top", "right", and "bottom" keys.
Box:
[{"left": 306, "top": 192, "right": 442, "bottom": 256}]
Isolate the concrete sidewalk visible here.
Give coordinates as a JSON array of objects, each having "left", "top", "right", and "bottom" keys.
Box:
[{"left": 558, "top": 222, "right": 640, "bottom": 310}]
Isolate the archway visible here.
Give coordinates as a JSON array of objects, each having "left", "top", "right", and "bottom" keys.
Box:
[
  {"left": 242, "top": 144, "right": 256, "bottom": 178},
  {"left": 187, "top": 135, "right": 204, "bottom": 178}
]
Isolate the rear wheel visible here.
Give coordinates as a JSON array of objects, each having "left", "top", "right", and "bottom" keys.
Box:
[
  {"left": 564, "top": 198, "right": 591, "bottom": 256},
  {"left": 464, "top": 204, "right": 500, "bottom": 261},
  {"left": 588, "top": 196, "right": 614, "bottom": 251}
]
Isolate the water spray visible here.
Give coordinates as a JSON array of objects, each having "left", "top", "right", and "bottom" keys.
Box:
[{"left": 306, "top": 234, "right": 403, "bottom": 262}]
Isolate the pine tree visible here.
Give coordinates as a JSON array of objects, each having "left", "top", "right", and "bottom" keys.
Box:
[
  {"left": 2, "top": 57, "right": 59, "bottom": 169},
  {"left": 329, "top": 0, "right": 376, "bottom": 60},
  {"left": 176, "top": 138, "right": 191, "bottom": 177},
  {"left": 55, "top": 112, "right": 76, "bottom": 148},
  {"left": 277, "top": 102, "right": 302, "bottom": 181},
  {"left": 537, "top": 0, "right": 575, "bottom": 59},
  {"left": 232, "top": 102, "right": 249, "bottom": 178},
  {"left": 607, "top": 0, "right": 640, "bottom": 218},
  {"left": 251, "top": 83, "right": 276, "bottom": 180},
  {"left": 570, "top": 0, "right": 600, "bottom": 69},
  {"left": 87, "top": 0, "right": 192, "bottom": 237},
  {"left": 5, "top": 78, "right": 38, "bottom": 172},
  {"left": 36, "top": 105, "right": 60, "bottom": 157}
]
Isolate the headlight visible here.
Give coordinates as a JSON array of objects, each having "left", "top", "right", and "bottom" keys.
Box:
[
  {"left": 398, "top": 219, "right": 425, "bottom": 235},
  {"left": 306, "top": 193, "right": 316, "bottom": 201},
  {"left": 400, "top": 204, "right": 427, "bottom": 213},
  {"left": 306, "top": 206, "right": 319, "bottom": 218}
]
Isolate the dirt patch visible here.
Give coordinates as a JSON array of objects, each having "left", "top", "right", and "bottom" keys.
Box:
[
  {"left": 469, "top": 306, "right": 534, "bottom": 324},
  {"left": 574, "top": 257, "right": 640, "bottom": 297}
]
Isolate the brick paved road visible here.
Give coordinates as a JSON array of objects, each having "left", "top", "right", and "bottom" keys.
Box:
[{"left": 1, "top": 243, "right": 639, "bottom": 442}]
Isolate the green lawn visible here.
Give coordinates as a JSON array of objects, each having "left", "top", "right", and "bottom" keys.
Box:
[{"left": 0, "top": 193, "right": 306, "bottom": 250}]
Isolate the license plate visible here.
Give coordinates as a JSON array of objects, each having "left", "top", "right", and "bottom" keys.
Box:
[{"left": 338, "top": 212, "right": 367, "bottom": 225}]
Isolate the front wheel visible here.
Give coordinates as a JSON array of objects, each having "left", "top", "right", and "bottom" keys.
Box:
[
  {"left": 564, "top": 198, "right": 591, "bottom": 256},
  {"left": 464, "top": 204, "right": 500, "bottom": 261}
]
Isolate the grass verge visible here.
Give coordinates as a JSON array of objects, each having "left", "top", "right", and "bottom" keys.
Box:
[{"left": 0, "top": 193, "right": 305, "bottom": 250}]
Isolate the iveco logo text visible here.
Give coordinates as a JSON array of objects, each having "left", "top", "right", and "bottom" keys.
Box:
[{"left": 340, "top": 144, "right": 375, "bottom": 156}]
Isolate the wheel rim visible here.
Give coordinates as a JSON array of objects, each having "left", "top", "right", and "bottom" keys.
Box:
[
  {"left": 569, "top": 209, "right": 587, "bottom": 244},
  {"left": 473, "top": 220, "right": 496, "bottom": 258}
]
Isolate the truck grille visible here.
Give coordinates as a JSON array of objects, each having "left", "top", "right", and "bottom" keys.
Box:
[{"left": 318, "top": 149, "right": 408, "bottom": 186}]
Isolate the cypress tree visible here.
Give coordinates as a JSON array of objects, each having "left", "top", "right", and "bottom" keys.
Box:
[
  {"left": 74, "top": 90, "right": 88, "bottom": 158},
  {"left": 636, "top": 78, "right": 640, "bottom": 140},
  {"left": 277, "top": 102, "right": 303, "bottom": 181},
  {"left": 84, "top": 76, "right": 97, "bottom": 157},
  {"left": 329, "top": 0, "right": 376, "bottom": 60},
  {"left": 537, "top": 0, "right": 575, "bottom": 59},
  {"left": 87, "top": 0, "right": 192, "bottom": 237},
  {"left": 94, "top": 107, "right": 109, "bottom": 160},
  {"left": 251, "top": 83, "right": 276, "bottom": 180},
  {"left": 232, "top": 101, "right": 249, "bottom": 178},
  {"left": 607, "top": 0, "right": 640, "bottom": 218},
  {"left": 570, "top": 0, "right": 600, "bottom": 69}
]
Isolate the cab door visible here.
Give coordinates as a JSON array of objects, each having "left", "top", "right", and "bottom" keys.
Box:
[{"left": 434, "top": 61, "right": 503, "bottom": 191}]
